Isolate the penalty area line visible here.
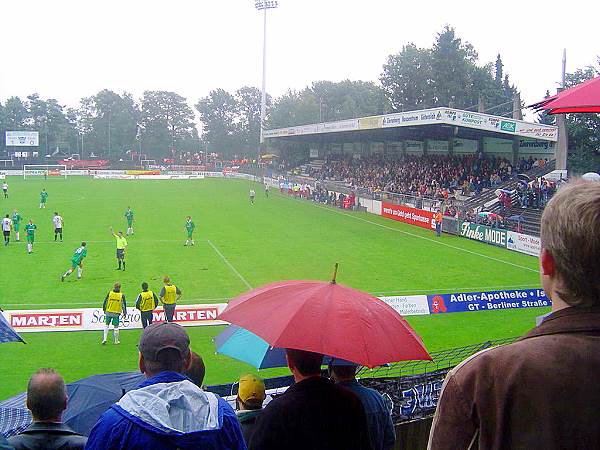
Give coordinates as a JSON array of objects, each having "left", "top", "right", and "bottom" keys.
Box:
[
  {"left": 206, "top": 239, "right": 253, "bottom": 290},
  {"left": 280, "top": 194, "right": 538, "bottom": 274}
]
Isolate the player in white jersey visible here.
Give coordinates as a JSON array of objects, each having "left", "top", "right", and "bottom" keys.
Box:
[
  {"left": 249, "top": 189, "right": 256, "bottom": 205},
  {"left": 53, "top": 212, "right": 64, "bottom": 242},
  {"left": 2, "top": 214, "right": 12, "bottom": 246},
  {"left": 1, "top": 182, "right": 8, "bottom": 198}
]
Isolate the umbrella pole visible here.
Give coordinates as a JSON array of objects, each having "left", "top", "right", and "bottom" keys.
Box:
[{"left": 331, "top": 263, "right": 339, "bottom": 284}]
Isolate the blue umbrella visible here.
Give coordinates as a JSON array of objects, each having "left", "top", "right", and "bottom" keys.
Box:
[
  {"left": 0, "top": 372, "right": 145, "bottom": 438},
  {"left": 214, "top": 325, "right": 287, "bottom": 369}
]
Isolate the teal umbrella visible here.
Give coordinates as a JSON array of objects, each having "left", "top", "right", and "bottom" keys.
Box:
[{"left": 214, "top": 325, "right": 287, "bottom": 369}]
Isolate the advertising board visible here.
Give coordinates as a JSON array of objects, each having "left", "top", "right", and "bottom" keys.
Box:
[
  {"left": 379, "top": 295, "right": 430, "bottom": 316},
  {"left": 459, "top": 222, "right": 507, "bottom": 247},
  {"left": 2, "top": 304, "right": 228, "bottom": 333},
  {"left": 427, "top": 288, "right": 550, "bottom": 314},
  {"left": 506, "top": 231, "right": 541, "bottom": 257},
  {"left": 381, "top": 203, "right": 435, "bottom": 229}
]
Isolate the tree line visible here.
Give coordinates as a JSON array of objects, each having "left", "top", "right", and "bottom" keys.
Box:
[{"left": 2, "top": 25, "right": 587, "bottom": 162}]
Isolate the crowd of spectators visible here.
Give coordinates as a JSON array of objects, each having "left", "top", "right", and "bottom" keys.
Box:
[
  {"left": 298, "top": 153, "right": 551, "bottom": 199},
  {"left": 307, "top": 153, "right": 516, "bottom": 197}
]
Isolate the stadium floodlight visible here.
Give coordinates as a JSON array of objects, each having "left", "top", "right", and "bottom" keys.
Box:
[{"left": 254, "top": 0, "right": 278, "bottom": 147}]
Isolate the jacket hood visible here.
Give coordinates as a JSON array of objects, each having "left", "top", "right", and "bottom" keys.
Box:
[{"left": 116, "top": 371, "right": 220, "bottom": 435}]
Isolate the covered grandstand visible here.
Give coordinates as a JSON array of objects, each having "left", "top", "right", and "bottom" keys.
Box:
[{"left": 264, "top": 107, "right": 559, "bottom": 164}]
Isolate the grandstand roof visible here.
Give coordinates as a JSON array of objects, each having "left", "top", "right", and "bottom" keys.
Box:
[{"left": 264, "top": 107, "right": 558, "bottom": 143}]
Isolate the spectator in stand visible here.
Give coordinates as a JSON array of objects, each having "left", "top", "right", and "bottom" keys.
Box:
[
  {"left": 329, "top": 360, "right": 396, "bottom": 450},
  {"left": 249, "top": 349, "right": 371, "bottom": 450},
  {"left": 86, "top": 323, "right": 245, "bottom": 450},
  {"left": 8, "top": 368, "right": 87, "bottom": 450},
  {"left": 184, "top": 351, "right": 206, "bottom": 388},
  {"left": 428, "top": 180, "right": 600, "bottom": 450},
  {"left": 236, "top": 374, "right": 266, "bottom": 445}
]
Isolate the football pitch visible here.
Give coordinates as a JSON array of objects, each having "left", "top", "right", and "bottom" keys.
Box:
[{"left": 0, "top": 176, "right": 546, "bottom": 400}]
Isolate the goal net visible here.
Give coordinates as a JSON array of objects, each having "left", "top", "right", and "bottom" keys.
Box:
[{"left": 23, "top": 165, "right": 68, "bottom": 179}]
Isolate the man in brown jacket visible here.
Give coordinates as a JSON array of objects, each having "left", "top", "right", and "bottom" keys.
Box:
[{"left": 428, "top": 180, "right": 600, "bottom": 450}]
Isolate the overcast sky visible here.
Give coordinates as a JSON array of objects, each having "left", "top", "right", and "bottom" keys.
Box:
[{"left": 0, "top": 0, "right": 597, "bottom": 122}]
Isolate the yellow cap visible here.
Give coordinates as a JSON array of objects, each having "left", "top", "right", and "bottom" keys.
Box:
[{"left": 238, "top": 374, "right": 266, "bottom": 404}]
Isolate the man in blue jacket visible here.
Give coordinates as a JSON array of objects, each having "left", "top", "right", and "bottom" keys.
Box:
[{"left": 86, "top": 322, "right": 246, "bottom": 450}]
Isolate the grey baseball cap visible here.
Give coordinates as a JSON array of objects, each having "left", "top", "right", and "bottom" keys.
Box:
[{"left": 138, "top": 322, "right": 190, "bottom": 361}]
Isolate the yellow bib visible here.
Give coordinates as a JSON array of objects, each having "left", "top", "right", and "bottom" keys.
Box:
[
  {"left": 106, "top": 291, "right": 123, "bottom": 314},
  {"left": 162, "top": 285, "right": 177, "bottom": 304},
  {"left": 139, "top": 290, "right": 155, "bottom": 312}
]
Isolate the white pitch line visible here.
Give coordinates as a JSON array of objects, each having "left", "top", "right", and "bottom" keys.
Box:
[
  {"left": 2, "top": 297, "right": 232, "bottom": 308},
  {"left": 206, "top": 239, "right": 253, "bottom": 290},
  {"left": 283, "top": 195, "right": 539, "bottom": 274}
]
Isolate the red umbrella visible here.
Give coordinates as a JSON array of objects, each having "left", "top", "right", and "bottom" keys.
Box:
[
  {"left": 218, "top": 279, "right": 431, "bottom": 368},
  {"left": 529, "top": 76, "right": 600, "bottom": 114}
]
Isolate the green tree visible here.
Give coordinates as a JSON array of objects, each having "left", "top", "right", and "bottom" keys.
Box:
[
  {"left": 140, "top": 91, "right": 197, "bottom": 158},
  {"left": 196, "top": 89, "right": 239, "bottom": 155},
  {"left": 381, "top": 44, "right": 433, "bottom": 111}
]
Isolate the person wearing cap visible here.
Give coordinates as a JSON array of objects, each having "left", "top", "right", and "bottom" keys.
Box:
[
  {"left": 329, "top": 360, "right": 396, "bottom": 450},
  {"left": 159, "top": 276, "right": 181, "bottom": 323},
  {"left": 236, "top": 374, "right": 266, "bottom": 445},
  {"left": 86, "top": 323, "right": 246, "bottom": 450}
]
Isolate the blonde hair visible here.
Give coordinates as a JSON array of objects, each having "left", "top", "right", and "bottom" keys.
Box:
[{"left": 540, "top": 180, "right": 600, "bottom": 306}]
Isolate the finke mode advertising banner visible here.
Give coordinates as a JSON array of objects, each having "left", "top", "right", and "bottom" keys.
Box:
[
  {"left": 427, "top": 289, "right": 550, "bottom": 314},
  {"left": 459, "top": 222, "right": 507, "bottom": 247},
  {"left": 5, "top": 131, "right": 39, "bottom": 147},
  {"left": 381, "top": 203, "right": 436, "bottom": 229},
  {"left": 2, "top": 303, "right": 228, "bottom": 333}
]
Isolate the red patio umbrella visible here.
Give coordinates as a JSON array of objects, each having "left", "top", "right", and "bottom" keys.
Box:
[
  {"left": 529, "top": 76, "right": 600, "bottom": 114},
  {"left": 218, "top": 279, "right": 431, "bottom": 368}
]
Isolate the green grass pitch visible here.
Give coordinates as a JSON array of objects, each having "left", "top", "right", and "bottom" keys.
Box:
[{"left": 0, "top": 176, "right": 547, "bottom": 400}]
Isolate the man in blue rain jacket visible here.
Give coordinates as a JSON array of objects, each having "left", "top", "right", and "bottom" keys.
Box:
[{"left": 86, "top": 322, "right": 246, "bottom": 450}]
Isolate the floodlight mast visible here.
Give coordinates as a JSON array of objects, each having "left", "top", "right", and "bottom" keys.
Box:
[{"left": 255, "top": 0, "right": 278, "bottom": 155}]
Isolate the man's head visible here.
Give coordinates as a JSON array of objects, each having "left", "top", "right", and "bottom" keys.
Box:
[
  {"left": 26, "top": 368, "right": 67, "bottom": 422},
  {"left": 540, "top": 180, "right": 600, "bottom": 308},
  {"left": 328, "top": 360, "right": 358, "bottom": 383},
  {"left": 138, "top": 322, "right": 191, "bottom": 377},
  {"left": 118, "top": 231, "right": 123, "bottom": 237},
  {"left": 113, "top": 282, "right": 121, "bottom": 292},
  {"left": 183, "top": 351, "right": 205, "bottom": 387},
  {"left": 141, "top": 281, "right": 148, "bottom": 291},
  {"left": 81, "top": 241, "right": 86, "bottom": 247},
  {"left": 54, "top": 212, "right": 58, "bottom": 216},
  {"left": 285, "top": 348, "right": 323, "bottom": 381},
  {"left": 187, "top": 216, "right": 191, "bottom": 220},
  {"left": 164, "top": 276, "right": 171, "bottom": 285},
  {"left": 237, "top": 374, "right": 266, "bottom": 411}
]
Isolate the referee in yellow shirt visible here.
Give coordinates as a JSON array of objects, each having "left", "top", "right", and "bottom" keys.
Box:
[
  {"left": 159, "top": 276, "right": 182, "bottom": 323},
  {"left": 109, "top": 226, "right": 128, "bottom": 270}
]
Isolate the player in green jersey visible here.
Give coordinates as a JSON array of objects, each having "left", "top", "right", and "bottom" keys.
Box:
[
  {"left": 25, "top": 219, "right": 37, "bottom": 254},
  {"left": 184, "top": 216, "right": 195, "bottom": 246},
  {"left": 61, "top": 242, "right": 88, "bottom": 281},
  {"left": 12, "top": 210, "right": 22, "bottom": 241},
  {"left": 39, "top": 189, "right": 48, "bottom": 208},
  {"left": 125, "top": 207, "right": 134, "bottom": 235}
]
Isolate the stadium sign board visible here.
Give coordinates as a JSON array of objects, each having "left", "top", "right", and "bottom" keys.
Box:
[
  {"left": 427, "top": 288, "right": 550, "bottom": 314},
  {"left": 459, "top": 222, "right": 507, "bottom": 247},
  {"left": 381, "top": 203, "right": 436, "bottom": 229},
  {"left": 506, "top": 231, "right": 541, "bottom": 257},
  {"left": 379, "top": 295, "right": 430, "bottom": 316},
  {"left": 264, "top": 107, "right": 558, "bottom": 142},
  {"left": 2, "top": 304, "right": 228, "bottom": 333},
  {"left": 5, "top": 131, "right": 39, "bottom": 147}
]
